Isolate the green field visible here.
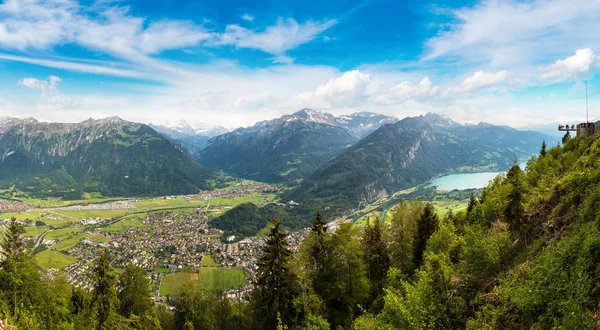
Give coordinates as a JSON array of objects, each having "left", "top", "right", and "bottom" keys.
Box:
[
  {"left": 35, "top": 250, "right": 78, "bottom": 270},
  {"left": 86, "top": 234, "right": 110, "bottom": 243},
  {"left": 43, "top": 217, "right": 79, "bottom": 228},
  {"left": 431, "top": 199, "right": 469, "bottom": 215},
  {"left": 57, "top": 209, "right": 130, "bottom": 219},
  {"left": 23, "top": 226, "right": 48, "bottom": 237},
  {"left": 51, "top": 233, "right": 87, "bottom": 251},
  {"left": 45, "top": 227, "right": 84, "bottom": 240},
  {"left": 1, "top": 211, "right": 40, "bottom": 220},
  {"left": 200, "top": 254, "right": 220, "bottom": 267},
  {"left": 208, "top": 193, "right": 273, "bottom": 207},
  {"left": 99, "top": 217, "right": 144, "bottom": 233},
  {"left": 133, "top": 198, "right": 190, "bottom": 209},
  {"left": 160, "top": 269, "right": 246, "bottom": 295}
]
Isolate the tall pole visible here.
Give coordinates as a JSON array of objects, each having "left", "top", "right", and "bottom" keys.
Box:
[{"left": 586, "top": 80, "right": 589, "bottom": 123}]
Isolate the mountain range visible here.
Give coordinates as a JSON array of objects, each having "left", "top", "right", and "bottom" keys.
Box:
[
  {"left": 0, "top": 117, "right": 214, "bottom": 199},
  {"left": 150, "top": 120, "right": 230, "bottom": 158},
  {"left": 284, "top": 113, "right": 554, "bottom": 213},
  {"left": 197, "top": 109, "right": 398, "bottom": 183}
]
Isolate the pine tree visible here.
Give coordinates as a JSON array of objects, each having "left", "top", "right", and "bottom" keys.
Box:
[
  {"left": 252, "top": 220, "right": 298, "bottom": 329},
  {"left": 413, "top": 203, "right": 439, "bottom": 269},
  {"left": 91, "top": 250, "right": 119, "bottom": 329},
  {"left": 540, "top": 140, "right": 547, "bottom": 157},
  {"left": 118, "top": 265, "right": 153, "bottom": 318},
  {"left": 309, "top": 210, "right": 327, "bottom": 270},
  {"left": 363, "top": 217, "right": 390, "bottom": 304},
  {"left": 308, "top": 210, "right": 328, "bottom": 298},
  {"left": 0, "top": 217, "right": 43, "bottom": 321},
  {"left": 0, "top": 217, "right": 27, "bottom": 267},
  {"left": 466, "top": 192, "right": 479, "bottom": 215},
  {"left": 505, "top": 163, "right": 528, "bottom": 241},
  {"left": 562, "top": 131, "right": 571, "bottom": 145}
]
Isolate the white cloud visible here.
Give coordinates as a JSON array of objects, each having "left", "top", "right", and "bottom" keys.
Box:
[
  {"left": 447, "top": 70, "right": 525, "bottom": 94},
  {"left": 18, "top": 75, "right": 75, "bottom": 111},
  {"left": 214, "top": 18, "right": 336, "bottom": 58},
  {"left": 424, "top": 0, "right": 600, "bottom": 68},
  {"left": 540, "top": 48, "right": 599, "bottom": 81},
  {"left": 0, "top": 0, "right": 333, "bottom": 68},
  {"left": 235, "top": 92, "right": 275, "bottom": 110},
  {"left": 0, "top": 53, "right": 145, "bottom": 78},
  {"left": 241, "top": 14, "right": 254, "bottom": 22},
  {"left": 376, "top": 77, "right": 439, "bottom": 105},
  {"left": 290, "top": 70, "right": 380, "bottom": 109},
  {"left": 18, "top": 75, "right": 62, "bottom": 95}
]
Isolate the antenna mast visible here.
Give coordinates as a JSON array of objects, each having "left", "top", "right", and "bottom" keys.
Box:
[{"left": 586, "top": 80, "right": 589, "bottom": 123}]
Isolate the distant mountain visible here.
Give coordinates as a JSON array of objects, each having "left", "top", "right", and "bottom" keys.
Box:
[
  {"left": 284, "top": 113, "right": 554, "bottom": 213},
  {"left": 153, "top": 119, "right": 230, "bottom": 137},
  {"left": 335, "top": 112, "right": 399, "bottom": 138},
  {"left": 0, "top": 117, "right": 214, "bottom": 199},
  {"left": 198, "top": 109, "right": 362, "bottom": 183},
  {"left": 519, "top": 122, "right": 574, "bottom": 138},
  {"left": 150, "top": 120, "right": 230, "bottom": 156}
]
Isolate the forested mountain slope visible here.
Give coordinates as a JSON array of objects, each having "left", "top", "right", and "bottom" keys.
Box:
[
  {"left": 197, "top": 109, "right": 397, "bottom": 183},
  {"left": 285, "top": 113, "right": 553, "bottom": 213},
  {"left": 0, "top": 117, "right": 214, "bottom": 198},
  {"left": 197, "top": 109, "right": 359, "bottom": 183}
]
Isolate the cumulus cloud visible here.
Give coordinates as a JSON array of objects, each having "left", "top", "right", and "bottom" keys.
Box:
[
  {"left": 18, "top": 75, "right": 74, "bottom": 111},
  {"left": 18, "top": 75, "right": 62, "bottom": 95},
  {"left": 540, "top": 48, "right": 599, "bottom": 81},
  {"left": 290, "top": 70, "right": 380, "bottom": 109},
  {"left": 376, "top": 77, "right": 439, "bottom": 105}
]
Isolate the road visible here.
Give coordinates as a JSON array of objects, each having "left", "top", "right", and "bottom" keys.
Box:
[{"left": 34, "top": 229, "right": 51, "bottom": 248}]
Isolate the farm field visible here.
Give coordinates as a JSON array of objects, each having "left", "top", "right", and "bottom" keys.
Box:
[
  {"left": 200, "top": 254, "right": 220, "bottom": 267},
  {"left": 160, "top": 268, "right": 246, "bottom": 295},
  {"left": 0, "top": 211, "right": 40, "bottom": 220},
  {"left": 99, "top": 217, "right": 145, "bottom": 233},
  {"left": 57, "top": 209, "right": 130, "bottom": 219},
  {"left": 45, "top": 227, "right": 84, "bottom": 240},
  {"left": 23, "top": 226, "right": 48, "bottom": 237},
  {"left": 51, "top": 233, "right": 88, "bottom": 251},
  {"left": 35, "top": 249, "right": 78, "bottom": 270}
]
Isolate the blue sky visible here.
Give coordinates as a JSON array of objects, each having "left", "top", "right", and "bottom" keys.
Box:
[{"left": 0, "top": 0, "right": 599, "bottom": 128}]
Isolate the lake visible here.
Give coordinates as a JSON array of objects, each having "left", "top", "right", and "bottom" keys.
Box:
[{"left": 428, "top": 172, "right": 502, "bottom": 190}]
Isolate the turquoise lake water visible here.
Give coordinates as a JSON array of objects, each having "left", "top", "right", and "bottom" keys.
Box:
[{"left": 428, "top": 172, "right": 502, "bottom": 190}]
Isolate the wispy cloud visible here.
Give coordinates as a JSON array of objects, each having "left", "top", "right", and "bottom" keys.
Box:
[
  {"left": 213, "top": 18, "right": 337, "bottom": 62},
  {"left": 0, "top": 53, "right": 147, "bottom": 78},
  {"left": 445, "top": 70, "right": 526, "bottom": 95},
  {"left": 0, "top": 0, "right": 336, "bottom": 69},
  {"left": 424, "top": 0, "right": 600, "bottom": 68},
  {"left": 241, "top": 14, "right": 254, "bottom": 22}
]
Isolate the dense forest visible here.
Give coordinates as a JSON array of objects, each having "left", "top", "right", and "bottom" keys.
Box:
[{"left": 2, "top": 133, "right": 600, "bottom": 329}]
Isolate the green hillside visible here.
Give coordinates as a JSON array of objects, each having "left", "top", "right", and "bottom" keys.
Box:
[
  {"left": 285, "top": 113, "right": 553, "bottom": 215},
  {"left": 198, "top": 110, "right": 359, "bottom": 183},
  {"left": 0, "top": 117, "right": 215, "bottom": 199}
]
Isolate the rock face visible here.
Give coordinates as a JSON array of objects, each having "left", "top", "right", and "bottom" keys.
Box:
[
  {"left": 197, "top": 109, "right": 398, "bottom": 183},
  {"left": 0, "top": 117, "right": 214, "bottom": 199},
  {"left": 284, "top": 113, "right": 554, "bottom": 213}
]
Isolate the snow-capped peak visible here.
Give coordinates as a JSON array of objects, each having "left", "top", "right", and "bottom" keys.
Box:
[{"left": 161, "top": 119, "right": 230, "bottom": 137}]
